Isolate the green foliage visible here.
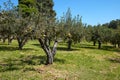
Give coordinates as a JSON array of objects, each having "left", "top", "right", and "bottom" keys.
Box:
[
  {"left": 55, "top": 8, "right": 85, "bottom": 50},
  {"left": 57, "top": 8, "right": 84, "bottom": 45},
  {"left": 18, "top": 0, "right": 37, "bottom": 17},
  {"left": 0, "top": 0, "right": 17, "bottom": 44},
  {"left": 85, "top": 19, "right": 120, "bottom": 48},
  {"left": 108, "top": 19, "right": 120, "bottom": 29},
  {"left": 31, "top": 0, "right": 56, "bottom": 39},
  {"left": 19, "top": 0, "right": 36, "bottom": 6}
]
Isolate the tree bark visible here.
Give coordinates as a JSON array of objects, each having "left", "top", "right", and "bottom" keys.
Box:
[
  {"left": 52, "top": 40, "right": 58, "bottom": 57},
  {"left": 8, "top": 36, "right": 13, "bottom": 45},
  {"left": 17, "top": 38, "right": 23, "bottom": 50},
  {"left": 98, "top": 40, "right": 101, "bottom": 49},
  {"left": 93, "top": 41, "right": 96, "bottom": 46},
  {"left": 38, "top": 38, "right": 58, "bottom": 65},
  {"left": 18, "top": 42, "right": 23, "bottom": 50},
  {"left": 3, "top": 38, "right": 6, "bottom": 43},
  {"left": 46, "top": 53, "right": 53, "bottom": 64},
  {"left": 17, "top": 37, "right": 28, "bottom": 50},
  {"left": 67, "top": 38, "right": 72, "bottom": 50}
]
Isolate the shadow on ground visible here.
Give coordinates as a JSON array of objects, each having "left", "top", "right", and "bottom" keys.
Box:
[
  {"left": 0, "top": 55, "right": 65, "bottom": 72},
  {"left": 78, "top": 43, "right": 120, "bottom": 53},
  {"left": 32, "top": 44, "right": 41, "bottom": 48},
  {"left": 107, "top": 57, "right": 120, "bottom": 63},
  {"left": 0, "top": 46, "right": 35, "bottom": 51},
  {"left": 57, "top": 47, "right": 79, "bottom": 51},
  {"left": 102, "top": 46, "right": 120, "bottom": 53}
]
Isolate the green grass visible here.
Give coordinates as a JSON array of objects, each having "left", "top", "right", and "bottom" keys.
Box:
[{"left": 0, "top": 40, "right": 120, "bottom": 80}]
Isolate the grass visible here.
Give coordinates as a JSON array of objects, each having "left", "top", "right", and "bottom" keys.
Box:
[{"left": 0, "top": 40, "right": 120, "bottom": 80}]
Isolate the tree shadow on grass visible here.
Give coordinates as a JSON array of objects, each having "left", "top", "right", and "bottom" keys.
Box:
[
  {"left": 78, "top": 43, "right": 120, "bottom": 53},
  {"left": 73, "top": 43, "right": 97, "bottom": 50},
  {"left": 0, "top": 55, "right": 65, "bottom": 72},
  {"left": 57, "top": 47, "right": 79, "bottom": 51},
  {"left": 107, "top": 57, "right": 120, "bottom": 63},
  {"left": 32, "top": 43, "right": 40, "bottom": 47},
  {"left": 80, "top": 46, "right": 97, "bottom": 49},
  {"left": 32, "top": 43, "right": 120, "bottom": 53},
  {"left": 19, "top": 55, "right": 66, "bottom": 65},
  {"left": 0, "top": 46, "right": 35, "bottom": 51},
  {"left": 102, "top": 46, "right": 120, "bottom": 53},
  {"left": 0, "top": 46, "right": 18, "bottom": 51}
]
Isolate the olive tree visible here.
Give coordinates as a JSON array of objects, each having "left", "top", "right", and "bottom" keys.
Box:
[{"left": 33, "top": 0, "right": 58, "bottom": 64}]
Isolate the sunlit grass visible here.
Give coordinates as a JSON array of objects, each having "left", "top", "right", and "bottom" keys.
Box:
[{"left": 0, "top": 40, "right": 120, "bottom": 80}]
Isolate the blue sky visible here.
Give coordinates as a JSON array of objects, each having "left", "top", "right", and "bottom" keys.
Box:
[
  {"left": 0, "top": 0, "right": 120, "bottom": 25},
  {"left": 0, "top": 0, "right": 18, "bottom": 6},
  {"left": 53, "top": 0, "right": 120, "bottom": 25}
]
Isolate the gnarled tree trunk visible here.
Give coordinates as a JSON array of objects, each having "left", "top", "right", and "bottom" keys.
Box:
[
  {"left": 17, "top": 37, "right": 28, "bottom": 50},
  {"left": 38, "top": 38, "right": 58, "bottom": 65}
]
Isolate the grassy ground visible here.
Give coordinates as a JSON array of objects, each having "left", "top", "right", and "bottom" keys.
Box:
[{"left": 0, "top": 40, "right": 120, "bottom": 80}]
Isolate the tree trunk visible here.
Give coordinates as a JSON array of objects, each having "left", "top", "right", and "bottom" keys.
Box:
[
  {"left": 18, "top": 40, "right": 23, "bottom": 50},
  {"left": 53, "top": 40, "right": 58, "bottom": 55},
  {"left": 17, "top": 38, "right": 24, "bottom": 50},
  {"left": 67, "top": 38, "right": 72, "bottom": 50},
  {"left": 98, "top": 40, "right": 101, "bottom": 49},
  {"left": 17, "top": 36, "right": 28, "bottom": 50},
  {"left": 19, "top": 43, "right": 23, "bottom": 50},
  {"left": 8, "top": 36, "right": 13, "bottom": 45},
  {"left": 38, "top": 38, "right": 58, "bottom": 65},
  {"left": 8, "top": 38, "right": 11, "bottom": 45},
  {"left": 46, "top": 53, "right": 53, "bottom": 64},
  {"left": 93, "top": 41, "right": 96, "bottom": 46}
]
